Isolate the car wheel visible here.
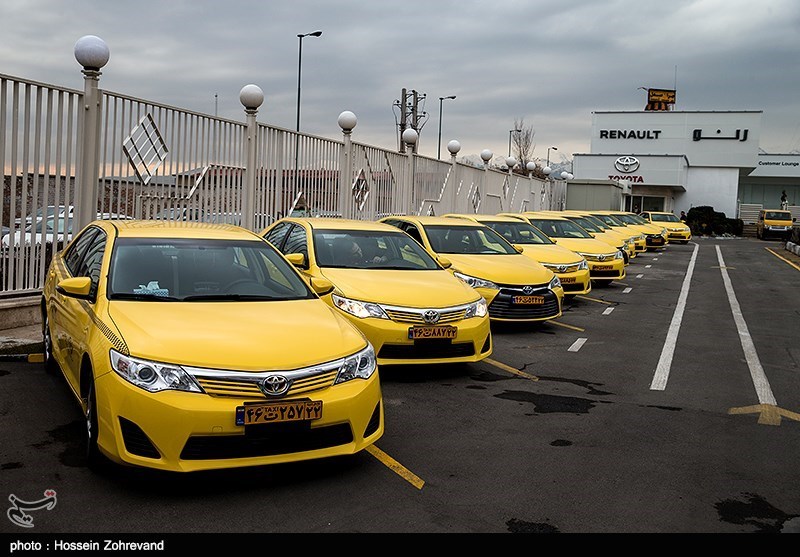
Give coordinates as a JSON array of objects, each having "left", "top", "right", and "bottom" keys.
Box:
[
  {"left": 42, "top": 311, "right": 58, "bottom": 374},
  {"left": 85, "top": 377, "right": 105, "bottom": 471},
  {"left": 594, "top": 280, "right": 613, "bottom": 287}
]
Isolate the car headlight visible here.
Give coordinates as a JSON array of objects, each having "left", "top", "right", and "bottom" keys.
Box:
[
  {"left": 334, "top": 344, "right": 377, "bottom": 384},
  {"left": 332, "top": 293, "right": 389, "bottom": 319},
  {"left": 614, "top": 250, "right": 624, "bottom": 260},
  {"left": 464, "top": 297, "right": 488, "bottom": 318},
  {"left": 453, "top": 271, "right": 498, "bottom": 290},
  {"left": 577, "top": 259, "right": 588, "bottom": 270},
  {"left": 549, "top": 275, "right": 562, "bottom": 290},
  {"left": 110, "top": 349, "right": 202, "bottom": 393},
  {"left": 661, "top": 227, "right": 667, "bottom": 235}
]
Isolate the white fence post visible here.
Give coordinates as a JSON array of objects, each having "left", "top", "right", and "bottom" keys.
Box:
[
  {"left": 74, "top": 36, "right": 109, "bottom": 231},
  {"left": 402, "top": 129, "right": 418, "bottom": 215},
  {"left": 338, "top": 111, "right": 357, "bottom": 219},
  {"left": 240, "top": 84, "right": 263, "bottom": 231}
]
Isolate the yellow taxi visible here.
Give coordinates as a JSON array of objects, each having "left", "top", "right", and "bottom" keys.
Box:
[
  {"left": 581, "top": 211, "right": 647, "bottom": 254},
  {"left": 260, "top": 218, "right": 492, "bottom": 366},
  {"left": 639, "top": 211, "right": 692, "bottom": 244},
  {"left": 548, "top": 210, "right": 635, "bottom": 263},
  {"left": 597, "top": 211, "right": 668, "bottom": 250},
  {"left": 42, "top": 220, "right": 383, "bottom": 472},
  {"left": 755, "top": 209, "right": 795, "bottom": 241},
  {"left": 378, "top": 215, "right": 564, "bottom": 323},
  {"left": 506, "top": 212, "right": 626, "bottom": 287},
  {"left": 442, "top": 213, "right": 591, "bottom": 297}
]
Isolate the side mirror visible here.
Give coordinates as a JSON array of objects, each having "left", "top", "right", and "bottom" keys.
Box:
[
  {"left": 309, "top": 277, "right": 334, "bottom": 296},
  {"left": 512, "top": 244, "right": 524, "bottom": 254},
  {"left": 437, "top": 255, "right": 452, "bottom": 269},
  {"left": 285, "top": 252, "right": 307, "bottom": 269},
  {"left": 56, "top": 276, "right": 92, "bottom": 300}
]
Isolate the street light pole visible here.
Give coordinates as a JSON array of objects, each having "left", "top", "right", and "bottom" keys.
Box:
[
  {"left": 437, "top": 95, "right": 456, "bottom": 160},
  {"left": 509, "top": 129, "right": 521, "bottom": 157},
  {"left": 546, "top": 145, "right": 558, "bottom": 167},
  {"left": 295, "top": 30, "right": 322, "bottom": 192}
]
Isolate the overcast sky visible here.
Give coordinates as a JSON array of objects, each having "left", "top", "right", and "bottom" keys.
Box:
[{"left": 2, "top": 0, "right": 799, "bottom": 165}]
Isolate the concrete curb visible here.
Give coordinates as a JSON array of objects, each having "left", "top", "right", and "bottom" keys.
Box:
[{"left": 787, "top": 241, "right": 800, "bottom": 256}]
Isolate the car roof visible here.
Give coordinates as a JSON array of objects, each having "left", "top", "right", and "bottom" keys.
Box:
[
  {"left": 280, "top": 217, "right": 403, "bottom": 232},
  {"left": 443, "top": 213, "right": 524, "bottom": 223},
  {"left": 98, "top": 219, "right": 262, "bottom": 240},
  {"left": 383, "top": 215, "right": 484, "bottom": 227},
  {"left": 522, "top": 212, "right": 571, "bottom": 221}
]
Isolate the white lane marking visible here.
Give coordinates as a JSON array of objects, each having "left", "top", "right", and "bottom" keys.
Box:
[
  {"left": 568, "top": 338, "right": 587, "bottom": 352},
  {"left": 602, "top": 307, "right": 614, "bottom": 315},
  {"left": 645, "top": 265, "right": 652, "bottom": 268},
  {"left": 636, "top": 273, "right": 644, "bottom": 278},
  {"left": 623, "top": 287, "right": 632, "bottom": 293},
  {"left": 653, "top": 258, "right": 659, "bottom": 261},
  {"left": 650, "top": 242, "right": 699, "bottom": 391},
  {"left": 715, "top": 245, "right": 777, "bottom": 405}
]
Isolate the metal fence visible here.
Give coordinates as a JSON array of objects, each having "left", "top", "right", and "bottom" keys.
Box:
[{"left": 1, "top": 66, "right": 564, "bottom": 295}]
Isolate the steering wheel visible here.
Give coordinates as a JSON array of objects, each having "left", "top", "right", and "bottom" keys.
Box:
[{"left": 224, "top": 279, "right": 262, "bottom": 293}]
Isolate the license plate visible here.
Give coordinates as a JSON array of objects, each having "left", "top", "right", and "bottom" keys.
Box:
[
  {"left": 408, "top": 325, "right": 457, "bottom": 339},
  {"left": 652, "top": 238, "right": 664, "bottom": 244},
  {"left": 593, "top": 265, "right": 612, "bottom": 270},
  {"left": 559, "top": 277, "right": 575, "bottom": 283},
  {"left": 235, "top": 400, "right": 322, "bottom": 426},
  {"left": 512, "top": 295, "right": 545, "bottom": 304}
]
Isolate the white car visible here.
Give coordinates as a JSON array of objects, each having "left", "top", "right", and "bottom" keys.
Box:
[{"left": 2, "top": 212, "right": 131, "bottom": 248}]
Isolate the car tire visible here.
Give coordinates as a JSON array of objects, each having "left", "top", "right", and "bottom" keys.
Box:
[
  {"left": 85, "top": 377, "right": 106, "bottom": 471},
  {"left": 594, "top": 280, "right": 613, "bottom": 287},
  {"left": 42, "top": 311, "right": 57, "bottom": 375}
]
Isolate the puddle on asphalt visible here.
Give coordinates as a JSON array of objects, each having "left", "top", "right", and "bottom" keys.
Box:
[
  {"left": 31, "top": 420, "right": 86, "bottom": 468},
  {"left": 0, "top": 369, "right": 9, "bottom": 376},
  {"left": 715, "top": 492, "right": 799, "bottom": 533},
  {"left": 506, "top": 518, "right": 560, "bottom": 533},
  {"left": 535, "top": 375, "right": 612, "bottom": 396},
  {"left": 495, "top": 390, "right": 610, "bottom": 414},
  {"left": 642, "top": 404, "right": 682, "bottom": 412},
  {"left": 2, "top": 461, "right": 23, "bottom": 470},
  {"left": 550, "top": 439, "right": 572, "bottom": 447}
]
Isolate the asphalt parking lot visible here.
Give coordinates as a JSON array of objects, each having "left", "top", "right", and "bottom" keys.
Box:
[{"left": 1, "top": 237, "right": 799, "bottom": 536}]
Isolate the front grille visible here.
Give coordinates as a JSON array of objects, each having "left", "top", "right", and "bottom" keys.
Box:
[
  {"left": 180, "top": 423, "right": 353, "bottom": 460},
  {"left": 668, "top": 233, "right": 687, "bottom": 238},
  {"left": 562, "top": 282, "right": 585, "bottom": 292},
  {"left": 581, "top": 253, "right": 618, "bottom": 262},
  {"left": 487, "top": 289, "right": 560, "bottom": 320},
  {"left": 590, "top": 269, "right": 623, "bottom": 278},
  {"left": 383, "top": 305, "right": 469, "bottom": 324},
  {"left": 193, "top": 369, "right": 339, "bottom": 399},
  {"left": 378, "top": 340, "right": 475, "bottom": 359},
  {"left": 119, "top": 417, "right": 161, "bottom": 459},
  {"left": 542, "top": 262, "right": 583, "bottom": 273}
]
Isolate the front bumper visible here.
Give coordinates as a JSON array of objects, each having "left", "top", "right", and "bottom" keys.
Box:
[
  {"left": 587, "top": 258, "right": 626, "bottom": 281},
  {"left": 479, "top": 285, "right": 563, "bottom": 322},
  {"left": 95, "top": 366, "right": 384, "bottom": 472}
]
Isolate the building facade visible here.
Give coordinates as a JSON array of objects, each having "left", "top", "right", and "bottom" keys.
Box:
[{"left": 572, "top": 110, "right": 799, "bottom": 222}]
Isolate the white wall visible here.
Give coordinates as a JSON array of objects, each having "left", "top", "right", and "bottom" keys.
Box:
[{"left": 685, "top": 167, "right": 740, "bottom": 217}]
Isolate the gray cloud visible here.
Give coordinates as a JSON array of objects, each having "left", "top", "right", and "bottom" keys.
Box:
[{"left": 2, "top": 0, "right": 799, "bottom": 162}]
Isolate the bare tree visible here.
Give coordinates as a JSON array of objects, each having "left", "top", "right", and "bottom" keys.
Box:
[{"left": 512, "top": 117, "right": 536, "bottom": 174}]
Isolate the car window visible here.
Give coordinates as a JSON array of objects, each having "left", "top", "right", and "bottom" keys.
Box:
[
  {"left": 282, "top": 225, "right": 308, "bottom": 259},
  {"left": 424, "top": 225, "right": 518, "bottom": 255},
  {"left": 108, "top": 238, "right": 315, "bottom": 301},
  {"left": 312, "top": 229, "right": 439, "bottom": 270},
  {"left": 528, "top": 219, "right": 593, "bottom": 239},
  {"left": 402, "top": 224, "right": 425, "bottom": 246},
  {"left": 482, "top": 221, "right": 554, "bottom": 245},
  {"left": 77, "top": 230, "right": 107, "bottom": 299},
  {"left": 64, "top": 227, "right": 100, "bottom": 276},
  {"left": 765, "top": 211, "right": 791, "bottom": 220},
  {"left": 263, "top": 221, "right": 292, "bottom": 249}
]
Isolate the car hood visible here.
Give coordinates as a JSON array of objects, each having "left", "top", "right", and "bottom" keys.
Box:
[
  {"left": 106, "top": 299, "right": 367, "bottom": 371},
  {"left": 443, "top": 253, "right": 553, "bottom": 285},
  {"left": 551, "top": 237, "right": 620, "bottom": 255},
  {"left": 518, "top": 244, "right": 584, "bottom": 265},
  {"left": 320, "top": 268, "right": 480, "bottom": 307}
]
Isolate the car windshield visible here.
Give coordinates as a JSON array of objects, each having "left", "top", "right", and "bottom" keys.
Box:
[
  {"left": 565, "top": 216, "right": 601, "bottom": 233},
  {"left": 526, "top": 219, "right": 593, "bottom": 239},
  {"left": 614, "top": 214, "right": 645, "bottom": 225},
  {"left": 765, "top": 211, "right": 791, "bottom": 220},
  {"left": 313, "top": 230, "right": 440, "bottom": 270},
  {"left": 425, "top": 224, "right": 518, "bottom": 255},
  {"left": 650, "top": 213, "right": 681, "bottom": 222},
  {"left": 480, "top": 220, "right": 555, "bottom": 245},
  {"left": 590, "top": 214, "right": 626, "bottom": 227},
  {"left": 107, "top": 238, "right": 315, "bottom": 301}
]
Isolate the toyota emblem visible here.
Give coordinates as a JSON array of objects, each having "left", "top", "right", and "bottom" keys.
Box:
[
  {"left": 522, "top": 286, "right": 534, "bottom": 295},
  {"left": 614, "top": 156, "right": 640, "bottom": 173},
  {"left": 557, "top": 265, "right": 567, "bottom": 273},
  {"left": 260, "top": 375, "right": 291, "bottom": 397},
  {"left": 422, "top": 309, "right": 440, "bottom": 324},
  {"left": 598, "top": 254, "right": 606, "bottom": 261}
]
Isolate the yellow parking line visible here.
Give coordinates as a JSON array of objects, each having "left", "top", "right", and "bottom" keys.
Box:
[
  {"left": 366, "top": 445, "right": 425, "bottom": 490},
  {"left": 575, "top": 295, "right": 613, "bottom": 305},
  {"left": 485, "top": 358, "right": 539, "bottom": 381},
  {"left": 729, "top": 404, "right": 800, "bottom": 426},
  {"left": 765, "top": 248, "right": 800, "bottom": 271},
  {"left": 27, "top": 353, "right": 45, "bottom": 363},
  {"left": 548, "top": 320, "right": 585, "bottom": 332}
]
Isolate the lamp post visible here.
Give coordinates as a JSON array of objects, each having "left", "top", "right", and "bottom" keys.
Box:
[
  {"left": 508, "top": 129, "right": 521, "bottom": 157},
  {"left": 546, "top": 146, "right": 558, "bottom": 168},
  {"left": 437, "top": 95, "right": 456, "bottom": 160},
  {"left": 295, "top": 30, "right": 322, "bottom": 188}
]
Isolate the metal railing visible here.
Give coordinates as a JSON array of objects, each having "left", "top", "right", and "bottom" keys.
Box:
[{"left": 1, "top": 62, "right": 565, "bottom": 295}]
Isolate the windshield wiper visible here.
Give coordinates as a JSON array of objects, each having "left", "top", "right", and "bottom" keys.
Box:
[{"left": 108, "top": 293, "right": 180, "bottom": 301}]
